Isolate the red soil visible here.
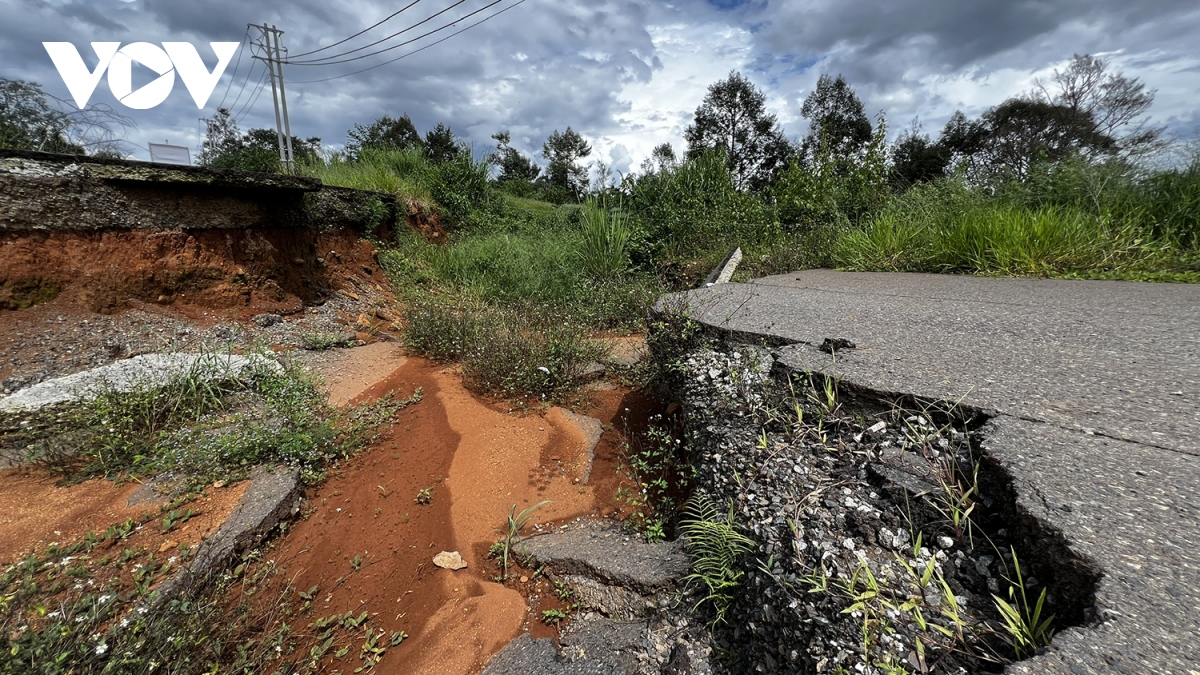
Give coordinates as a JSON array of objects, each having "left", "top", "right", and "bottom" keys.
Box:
[
  {"left": 0, "top": 228, "right": 388, "bottom": 316},
  {"left": 272, "top": 354, "right": 661, "bottom": 674},
  {"left": 0, "top": 468, "right": 250, "bottom": 565}
]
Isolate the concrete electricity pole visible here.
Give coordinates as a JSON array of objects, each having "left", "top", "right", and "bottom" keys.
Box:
[{"left": 250, "top": 23, "right": 294, "bottom": 172}]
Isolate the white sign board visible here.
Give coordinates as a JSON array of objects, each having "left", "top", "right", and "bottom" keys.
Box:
[{"left": 148, "top": 143, "right": 191, "bottom": 166}]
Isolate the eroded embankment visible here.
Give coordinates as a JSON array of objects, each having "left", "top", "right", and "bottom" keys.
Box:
[
  {"left": 665, "top": 344, "right": 1100, "bottom": 674},
  {"left": 0, "top": 149, "right": 402, "bottom": 315},
  {"left": 0, "top": 225, "right": 388, "bottom": 315}
]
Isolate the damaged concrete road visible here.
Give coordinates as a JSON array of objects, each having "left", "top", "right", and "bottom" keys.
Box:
[{"left": 668, "top": 269, "right": 1200, "bottom": 673}]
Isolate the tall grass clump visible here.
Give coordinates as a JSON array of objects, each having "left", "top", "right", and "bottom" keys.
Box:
[
  {"left": 303, "top": 147, "right": 492, "bottom": 228},
  {"left": 578, "top": 199, "right": 631, "bottom": 280},
  {"left": 999, "top": 155, "right": 1200, "bottom": 250},
  {"left": 834, "top": 175, "right": 1198, "bottom": 280},
  {"left": 302, "top": 148, "right": 432, "bottom": 204}
]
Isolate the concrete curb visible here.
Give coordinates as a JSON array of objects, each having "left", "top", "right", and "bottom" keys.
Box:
[
  {"left": 149, "top": 465, "right": 302, "bottom": 608},
  {"left": 700, "top": 247, "right": 742, "bottom": 287}
]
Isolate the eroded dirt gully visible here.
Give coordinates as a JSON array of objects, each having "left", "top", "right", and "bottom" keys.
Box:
[{"left": 283, "top": 349, "right": 651, "bottom": 674}]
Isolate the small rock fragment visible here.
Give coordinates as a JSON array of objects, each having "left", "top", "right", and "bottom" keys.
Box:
[{"left": 433, "top": 551, "right": 467, "bottom": 570}]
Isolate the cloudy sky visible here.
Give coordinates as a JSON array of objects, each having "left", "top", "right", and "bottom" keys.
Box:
[{"left": 2, "top": 0, "right": 1198, "bottom": 174}]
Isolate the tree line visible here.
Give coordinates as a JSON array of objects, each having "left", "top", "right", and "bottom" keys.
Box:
[{"left": 0, "top": 52, "right": 1170, "bottom": 207}]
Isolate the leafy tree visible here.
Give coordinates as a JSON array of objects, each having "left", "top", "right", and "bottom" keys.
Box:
[
  {"left": 0, "top": 78, "right": 131, "bottom": 155},
  {"left": 650, "top": 142, "right": 678, "bottom": 172},
  {"left": 800, "top": 74, "right": 873, "bottom": 159},
  {"left": 199, "top": 108, "right": 319, "bottom": 173},
  {"left": 977, "top": 97, "right": 1113, "bottom": 180},
  {"left": 938, "top": 111, "right": 990, "bottom": 168},
  {"left": 1036, "top": 53, "right": 1164, "bottom": 155},
  {"left": 541, "top": 127, "right": 592, "bottom": 201},
  {"left": 890, "top": 121, "right": 951, "bottom": 187},
  {"left": 490, "top": 131, "right": 541, "bottom": 183},
  {"left": 346, "top": 114, "right": 423, "bottom": 159},
  {"left": 684, "top": 71, "right": 791, "bottom": 191},
  {"left": 424, "top": 122, "right": 463, "bottom": 164}
]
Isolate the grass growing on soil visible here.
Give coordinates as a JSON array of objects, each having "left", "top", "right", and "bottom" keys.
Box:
[
  {"left": 0, "top": 350, "right": 420, "bottom": 674},
  {"left": 832, "top": 178, "right": 1200, "bottom": 281},
  {"left": 0, "top": 351, "right": 418, "bottom": 489}
]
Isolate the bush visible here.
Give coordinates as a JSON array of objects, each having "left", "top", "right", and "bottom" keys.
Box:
[
  {"left": 627, "top": 151, "right": 772, "bottom": 261},
  {"left": 402, "top": 301, "right": 604, "bottom": 402}
]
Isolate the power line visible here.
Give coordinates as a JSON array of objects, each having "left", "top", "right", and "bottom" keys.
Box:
[
  {"left": 284, "top": 0, "right": 477, "bottom": 65},
  {"left": 289, "top": 0, "right": 526, "bottom": 84},
  {"left": 233, "top": 66, "right": 269, "bottom": 123},
  {"left": 286, "top": 0, "right": 423, "bottom": 59},
  {"left": 226, "top": 59, "right": 261, "bottom": 113},
  {"left": 215, "top": 28, "right": 250, "bottom": 110}
]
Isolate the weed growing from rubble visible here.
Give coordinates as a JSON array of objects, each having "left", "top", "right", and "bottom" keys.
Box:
[
  {"left": 680, "top": 494, "right": 755, "bottom": 625},
  {"left": 491, "top": 501, "right": 550, "bottom": 581},
  {"left": 540, "top": 608, "right": 568, "bottom": 625},
  {"left": 299, "top": 329, "right": 356, "bottom": 351},
  {"left": 931, "top": 458, "right": 980, "bottom": 546},
  {"left": 617, "top": 411, "right": 690, "bottom": 542},
  {"left": 992, "top": 548, "right": 1055, "bottom": 659}
]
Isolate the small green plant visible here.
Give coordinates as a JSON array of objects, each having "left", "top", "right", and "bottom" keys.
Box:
[
  {"left": 350, "top": 554, "right": 362, "bottom": 571},
  {"left": 492, "top": 500, "right": 550, "bottom": 581},
  {"left": 993, "top": 547, "right": 1055, "bottom": 658},
  {"left": 930, "top": 456, "right": 979, "bottom": 545},
  {"left": 415, "top": 487, "right": 432, "bottom": 505},
  {"left": 680, "top": 494, "right": 755, "bottom": 625},
  {"left": 541, "top": 608, "right": 568, "bottom": 625},
  {"left": 161, "top": 508, "right": 195, "bottom": 533}
]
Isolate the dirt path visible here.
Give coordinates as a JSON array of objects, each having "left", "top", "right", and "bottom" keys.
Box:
[{"left": 273, "top": 351, "right": 659, "bottom": 674}]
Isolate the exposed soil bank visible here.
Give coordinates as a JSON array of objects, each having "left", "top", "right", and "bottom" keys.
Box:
[{"left": 0, "top": 228, "right": 389, "bottom": 315}]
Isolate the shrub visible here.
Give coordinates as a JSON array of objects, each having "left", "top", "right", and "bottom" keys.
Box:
[
  {"left": 627, "top": 151, "right": 771, "bottom": 260},
  {"left": 402, "top": 302, "right": 604, "bottom": 402}
]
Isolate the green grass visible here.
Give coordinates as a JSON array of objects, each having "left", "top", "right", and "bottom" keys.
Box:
[
  {"left": 302, "top": 148, "right": 433, "bottom": 205},
  {"left": 301, "top": 148, "right": 492, "bottom": 228},
  {"left": 0, "top": 352, "right": 418, "bottom": 488},
  {"left": 832, "top": 184, "right": 1199, "bottom": 280},
  {"left": 401, "top": 300, "right": 605, "bottom": 402}
]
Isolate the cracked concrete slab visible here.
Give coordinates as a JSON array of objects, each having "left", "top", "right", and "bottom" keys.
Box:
[
  {"left": 668, "top": 269, "right": 1200, "bottom": 673},
  {"left": 669, "top": 270, "right": 1198, "bottom": 453},
  {"left": 150, "top": 465, "right": 302, "bottom": 607},
  {"left": 523, "top": 520, "right": 690, "bottom": 595},
  {"left": 0, "top": 353, "right": 280, "bottom": 412}
]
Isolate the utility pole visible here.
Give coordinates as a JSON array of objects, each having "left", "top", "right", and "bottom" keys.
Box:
[
  {"left": 250, "top": 23, "right": 293, "bottom": 172},
  {"left": 271, "top": 25, "right": 295, "bottom": 173}
]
